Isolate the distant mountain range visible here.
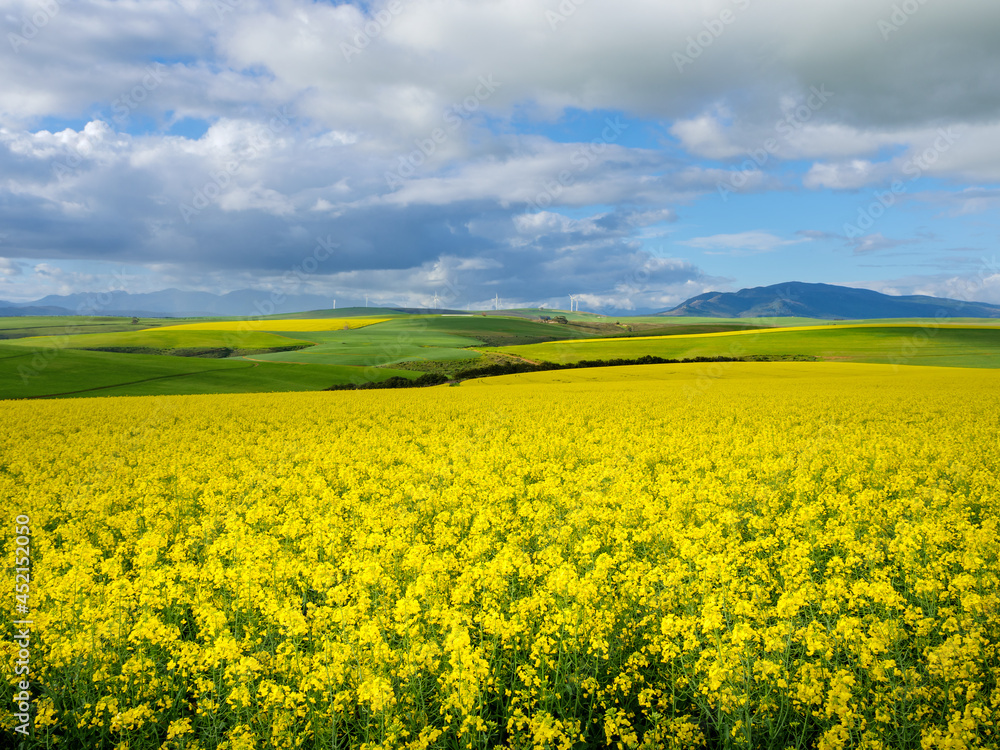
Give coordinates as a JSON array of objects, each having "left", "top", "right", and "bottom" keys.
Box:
[
  {"left": 0, "top": 289, "right": 338, "bottom": 318},
  {"left": 660, "top": 282, "right": 1000, "bottom": 319},
  {"left": 0, "top": 305, "right": 77, "bottom": 317},
  {"left": 3, "top": 281, "right": 999, "bottom": 320}
]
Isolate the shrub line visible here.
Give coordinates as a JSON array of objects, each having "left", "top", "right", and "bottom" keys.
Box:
[{"left": 325, "top": 354, "right": 818, "bottom": 391}]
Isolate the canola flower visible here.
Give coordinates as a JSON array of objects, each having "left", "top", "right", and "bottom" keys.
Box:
[{"left": 1, "top": 362, "right": 999, "bottom": 749}]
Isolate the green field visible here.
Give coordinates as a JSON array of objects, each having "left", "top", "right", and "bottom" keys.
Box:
[
  {"left": 3, "top": 328, "right": 314, "bottom": 356},
  {"left": 496, "top": 323, "right": 1000, "bottom": 368},
  {"left": 369, "top": 315, "right": 595, "bottom": 343},
  {"left": 0, "top": 344, "right": 416, "bottom": 399},
  {"left": 0, "top": 314, "right": 565, "bottom": 397},
  {"left": 497, "top": 310, "right": 832, "bottom": 325},
  {"left": 244, "top": 324, "right": 480, "bottom": 366},
  {"left": 606, "top": 323, "right": 772, "bottom": 337},
  {"left": 491, "top": 308, "right": 613, "bottom": 322},
  {"left": 6, "top": 312, "right": 1000, "bottom": 400},
  {"left": 0, "top": 313, "right": 591, "bottom": 397},
  {"left": 265, "top": 306, "right": 410, "bottom": 319},
  {"left": 86, "top": 362, "right": 418, "bottom": 397},
  {"left": 245, "top": 316, "right": 593, "bottom": 366},
  {"left": 595, "top": 314, "right": 828, "bottom": 326},
  {"left": 250, "top": 340, "right": 480, "bottom": 367},
  {"left": 0, "top": 316, "right": 198, "bottom": 340}
]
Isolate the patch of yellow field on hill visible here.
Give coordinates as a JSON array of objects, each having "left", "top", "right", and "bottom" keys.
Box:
[
  {"left": 151, "top": 317, "right": 391, "bottom": 332},
  {"left": 528, "top": 321, "right": 1000, "bottom": 348}
]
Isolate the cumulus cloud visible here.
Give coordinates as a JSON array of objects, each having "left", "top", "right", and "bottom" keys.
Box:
[
  {"left": 680, "top": 231, "right": 806, "bottom": 255},
  {"left": 854, "top": 267, "right": 1000, "bottom": 305},
  {"left": 804, "top": 160, "right": 882, "bottom": 190},
  {"left": 849, "top": 233, "right": 911, "bottom": 255},
  {"left": 0, "top": 257, "right": 23, "bottom": 278}
]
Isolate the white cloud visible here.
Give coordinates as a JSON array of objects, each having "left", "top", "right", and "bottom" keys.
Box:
[
  {"left": 0, "top": 258, "right": 23, "bottom": 277},
  {"left": 804, "top": 160, "right": 880, "bottom": 190},
  {"left": 854, "top": 270, "right": 1000, "bottom": 305},
  {"left": 849, "top": 233, "right": 909, "bottom": 254},
  {"left": 669, "top": 110, "right": 742, "bottom": 160},
  {"left": 680, "top": 231, "right": 805, "bottom": 255}
]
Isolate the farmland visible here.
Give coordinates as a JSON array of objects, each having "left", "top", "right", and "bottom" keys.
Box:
[
  {"left": 0, "top": 313, "right": 599, "bottom": 398},
  {"left": 2, "top": 329, "right": 315, "bottom": 358},
  {"left": 2, "top": 362, "right": 1000, "bottom": 748},
  {"left": 5, "top": 313, "right": 1000, "bottom": 399},
  {"left": 0, "top": 317, "right": 204, "bottom": 341},
  {"left": 154, "top": 318, "right": 392, "bottom": 332},
  {"left": 245, "top": 317, "right": 594, "bottom": 368},
  {"left": 0, "top": 345, "right": 418, "bottom": 399},
  {"left": 497, "top": 323, "right": 1000, "bottom": 370}
]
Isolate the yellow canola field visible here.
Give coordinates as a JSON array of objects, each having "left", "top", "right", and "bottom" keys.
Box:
[
  {"left": 152, "top": 318, "right": 391, "bottom": 332},
  {"left": 459, "top": 360, "right": 912, "bottom": 387},
  {"left": 2, "top": 363, "right": 1000, "bottom": 750}
]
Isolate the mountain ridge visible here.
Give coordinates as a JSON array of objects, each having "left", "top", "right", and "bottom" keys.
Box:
[
  {"left": 660, "top": 282, "right": 1000, "bottom": 319},
  {"left": 4, "top": 281, "right": 1000, "bottom": 319},
  {"left": 0, "top": 288, "right": 337, "bottom": 318}
]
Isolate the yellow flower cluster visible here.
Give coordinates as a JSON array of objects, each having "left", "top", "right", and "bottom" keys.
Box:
[{"left": 1, "top": 363, "right": 999, "bottom": 749}]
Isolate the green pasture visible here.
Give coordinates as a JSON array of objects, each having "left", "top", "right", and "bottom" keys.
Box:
[
  {"left": 0, "top": 316, "right": 183, "bottom": 340},
  {"left": 376, "top": 316, "right": 595, "bottom": 345},
  {"left": 3, "top": 328, "right": 313, "bottom": 356},
  {"left": 496, "top": 324, "right": 1000, "bottom": 369},
  {"left": 246, "top": 315, "right": 590, "bottom": 366},
  {"left": 601, "top": 315, "right": 829, "bottom": 326},
  {"left": 87, "top": 362, "right": 417, "bottom": 397},
  {"left": 0, "top": 344, "right": 416, "bottom": 399},
  {"left": 250, "top": 341, "right": 479, "bottom": 367},
  {"left": 266, "top": 306, "right": 410, "bottom": 319},
  {"left": 495, "top": 308, "right": 611, "bottom": 322},
  {"left": 244, "top": 324, "right": 479, "bottom": 366},
  {"left": 1, "top": 346, "right": 245, "bottom": 398},
  {"left": 608, "top": 323, "right": 771, "bottom": 337},
  {"left": 7, "top": 313, "right": 1000, "bottom": 399}
]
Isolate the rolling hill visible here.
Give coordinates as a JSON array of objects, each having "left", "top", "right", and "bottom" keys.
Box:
[{"left": 496, "top": 323, "right": 1000, "bottom": 369}]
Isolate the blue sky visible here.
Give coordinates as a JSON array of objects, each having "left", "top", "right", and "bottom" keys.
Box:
[{"left": 2, "top": 0, "right": 999, "bottom": 312}]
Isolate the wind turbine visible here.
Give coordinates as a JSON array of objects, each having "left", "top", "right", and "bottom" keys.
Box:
[
  {"left": 569, "top": 294, "right": 577, "bottom": 312},
  {"left": 495, "top": 293, "right": 499, "bottom": 311},
  {"left": 433, "top": 291, "right": 441, "bottom": 309}
]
